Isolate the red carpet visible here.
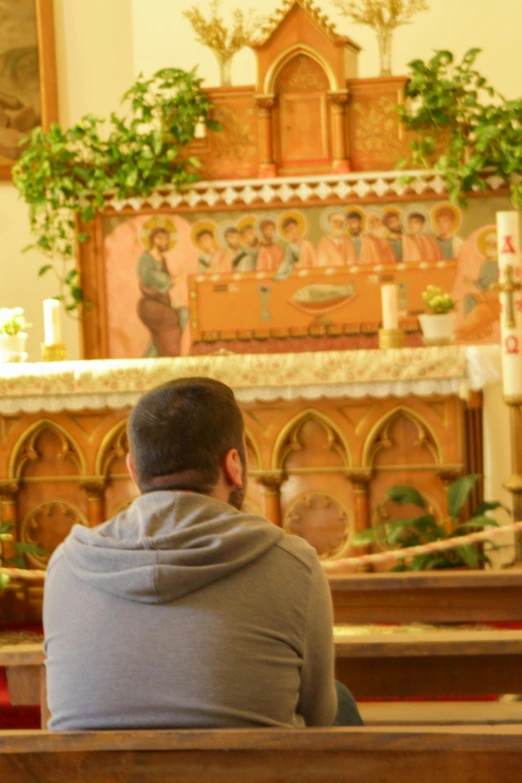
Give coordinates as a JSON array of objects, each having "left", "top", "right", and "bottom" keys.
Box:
[{"left": 0, "top": 624, "right": 42, "bottom": 729}]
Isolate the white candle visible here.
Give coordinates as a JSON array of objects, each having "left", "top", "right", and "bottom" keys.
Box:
[
  {"left": 497, "top": 211, "right": 522, "bottom": 398},
  {"left": 43, "top": 299, "right": 62, "bottom": 345},
  {"left": 381, "top": 284, "right": 399, "bottom": 330}
]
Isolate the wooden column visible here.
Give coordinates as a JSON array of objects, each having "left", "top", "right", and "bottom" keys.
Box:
[
  {"left": 0, "top": 480, "right": 19, "bottom": 527},
  {"left": 258, "top": 471, "right": 284, "bottom": 527},
  {"left": 347, "top": 469, "right": 372, "bottom": 567},
  {"left": 81, "top": 478, "right": 107, "bottom": 528},
  {"left": 255, "top": 95, "right": 277, "bottom": 178},
  {"left": 328, "top": 90, "right": 351, "bottom": 174}
]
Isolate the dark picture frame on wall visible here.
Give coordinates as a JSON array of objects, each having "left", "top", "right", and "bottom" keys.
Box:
[{"left": 0, "top": 0, "right": 58, "bottom": 180}]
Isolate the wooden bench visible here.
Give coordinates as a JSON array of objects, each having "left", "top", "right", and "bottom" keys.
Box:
[
  {"left": 1, "top": 727, "right": 522, "bottom": 783},
  {"left": 4, "top": 628, "right": 522, "bottom": 723},
  {"left": 335, "top": 628, "right": 522, "bottom": 699},
  {"left": 329, "top": 570, "right": 522, "bottom": 625}
]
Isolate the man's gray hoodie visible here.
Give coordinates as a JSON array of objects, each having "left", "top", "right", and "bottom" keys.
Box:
[{"left": 43, "top": 491, "right": 337, "bottom": 730}]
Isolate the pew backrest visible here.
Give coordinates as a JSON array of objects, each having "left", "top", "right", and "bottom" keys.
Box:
[{"left": 1, "top": 726, "right": 521, "bottom": 783}]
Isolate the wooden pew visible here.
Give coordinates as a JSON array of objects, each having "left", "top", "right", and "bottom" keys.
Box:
[
  {"left": 335, "top": 628, "right": 522, "bottom": 699},
  {"left": 5, "top": 629, "right": 522, "bottom": 722},
  {"left": 1, "top": 727, "right": 522, "bottom": 783},
  {"left": 329, "top": 570, "right": 522, "bottom": 625}
]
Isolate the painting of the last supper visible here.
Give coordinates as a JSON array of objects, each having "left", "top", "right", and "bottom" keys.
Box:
[{"left": 101, "top": 194, "right": 508, "bottom": 358}]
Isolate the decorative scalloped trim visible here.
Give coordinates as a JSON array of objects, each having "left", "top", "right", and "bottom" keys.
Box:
[
  {"left": 103, "top": 170, "right": 508, "bottom": 213},
  {"left": 252, "top": 0, "right": 359, "bottom": 50}
]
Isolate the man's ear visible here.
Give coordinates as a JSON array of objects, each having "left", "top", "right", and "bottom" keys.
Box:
[
  {"left": 126, "top": 452, "right": 139, "bottom": 488},
  {"left": 223, "top": 448, "right": 243, "bottom": 489}
]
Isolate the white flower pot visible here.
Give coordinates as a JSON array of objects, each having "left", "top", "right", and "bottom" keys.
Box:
[
  {"left": 418, "top": 313, "right": 456, "bottom": 347},
  {"left": 0, "top": 332, "right": 28, "bottom": 362}
]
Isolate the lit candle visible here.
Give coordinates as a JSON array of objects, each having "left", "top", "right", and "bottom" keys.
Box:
[
  {"left": 497, "top": 211, "right": 522, "bottom": 398},
  {"left": 381, "top": 284, "right": 398, "bottom": 330},
  {"left": 43, "top": 299, "right": 62, "bottom": 345}
]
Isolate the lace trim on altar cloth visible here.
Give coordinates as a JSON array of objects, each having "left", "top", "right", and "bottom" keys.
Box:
[{"left": 0, "top": 345, "right": 501, "bottom": 414}]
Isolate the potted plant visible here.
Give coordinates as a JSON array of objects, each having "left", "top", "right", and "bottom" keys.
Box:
[
  {"left": 418, "top": 285, "right": 456, "bottom": 345},
  {"left": 398, "top": 48, "right": 522, "bottom": 207},
  {"left": 0, "top": 308, "right": 31, "bottom": 362},
  {"left": 351, "top": 475, "right": 503, "bottom": 570}
]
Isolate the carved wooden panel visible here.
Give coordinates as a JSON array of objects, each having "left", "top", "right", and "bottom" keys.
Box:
[
  {"left": 191, "top": 87, "right": 259, "bottom": 181},
  {"left": 273, "top": 54, "right": 331, "bottom": 172},
  {"left": 347, "top": 77, "right": 411, "bottom": 172},
  {"left": 0, "top": 391, "right": 483, "bottom": 620}
]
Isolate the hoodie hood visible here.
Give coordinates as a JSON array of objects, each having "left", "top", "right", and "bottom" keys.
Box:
[{"left": 62, "top": 491, "right": 284, "bottom": 604}]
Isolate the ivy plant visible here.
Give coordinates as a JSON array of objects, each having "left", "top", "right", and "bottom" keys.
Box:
[
  {"left": 398, "top": 48, "right": 522, "bottom": 207},
  {"left": 13, "top": 67, "right": 221, "bottom": 312}
]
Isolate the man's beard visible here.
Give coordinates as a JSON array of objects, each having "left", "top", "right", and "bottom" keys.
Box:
[{"left": 228, "top": 448, "right": 247, "bottom": 510}]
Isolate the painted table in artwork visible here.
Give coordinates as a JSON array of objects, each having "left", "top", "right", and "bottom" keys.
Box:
[{"left": 0, "top": 344, "right": 498, "bottom": 622}]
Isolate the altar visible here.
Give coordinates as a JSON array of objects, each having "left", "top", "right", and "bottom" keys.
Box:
[{"left": 0, "top": 343, "right": 507, "bottom": 621}]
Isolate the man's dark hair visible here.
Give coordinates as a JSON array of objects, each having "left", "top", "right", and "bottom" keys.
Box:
[
  {"left": 225, "top": 227, "right": 239, "bottom": 238},
  {"left": 149, "top": 227, "right": 169, "bottom": 244},
  {"left": 346, "top": 211, "right": 361, "bottom": 221},
  {"left": 196, "top": 229, "right": 213, "bottom": 242},
  {"left": 282, "top": 217, "right": 298, "bottom": 231},
  {"left": 240, "top": 224, "right": 254, "bottom": 235},
  {"left": 128, "top": 377, "right": 245, "bottom": 494},
  {"left": 408, "top": 212, "right": 426, "bottom": 223}
]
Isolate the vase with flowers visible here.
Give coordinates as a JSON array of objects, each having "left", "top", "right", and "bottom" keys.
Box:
[
  {"left": 0, "top": 308, "right": 31, "bottom": 362},
  {"left": 418, "top": 285, "right": 456, "bottom": 346}
]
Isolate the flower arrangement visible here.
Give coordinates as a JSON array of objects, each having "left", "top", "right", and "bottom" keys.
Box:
[
  {"left": 422, "top": 285, "right": 456, "bottom": 315},
  {"left": 332, "top": 0, "right": 429, "bottom": 75},
  {"left": 183, "top": 0, "right": 264, "bottom": 85},
  {"left": 0, "top": 307, "right": 31, "bottom": 336}
]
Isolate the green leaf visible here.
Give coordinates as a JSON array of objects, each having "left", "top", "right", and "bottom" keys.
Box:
[
  {"left": 14, "top": 542, "right": 47, "bottom": 555},
  {"left": 38, "top": 264, "right": 52, "bottom": 277},
  {"left": 457, "top": 515, "right": 500, "bottom": 530},
  {"left": 205, "top": 119, "right": 223, "bottom": 132},
  {"left": 473, "top": 500, "right": 509, "bottom": 516},
  {"left": 455, "top": 544, "right": 479, "bottom": 568},
  {"left": 81, "top": 204, "right": 96, "bottom": 223},
  {"left": 448, "top": 474, "right": 480, "bottom": 518},
  {"left": 386, "top": 486, "right": 426, "bottom": 509}
]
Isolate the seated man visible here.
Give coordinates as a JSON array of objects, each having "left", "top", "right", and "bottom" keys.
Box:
[{"left": 44, "top": 377, "right": 362, "bottom": 730}]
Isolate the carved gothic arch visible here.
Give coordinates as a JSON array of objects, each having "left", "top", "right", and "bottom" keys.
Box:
[
  {"left": 8, "top": 419, "right": 86, "bottom": 479},
  {"left": 272, "top": 408, "right": 351, "bottom": 470},
  {"left": 362, "top": 406, "right": 442, "bottom": 469},
  {"left": 263, "top": 43, "right": 340, "bottom": 95}
]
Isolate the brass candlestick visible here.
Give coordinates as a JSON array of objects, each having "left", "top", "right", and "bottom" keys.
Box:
[
  {"left": 41, "top": 343, "right": 67, "bottom": 362},
  {"left": 378, "top": 328, "right": 404, "bottom": 350}
]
